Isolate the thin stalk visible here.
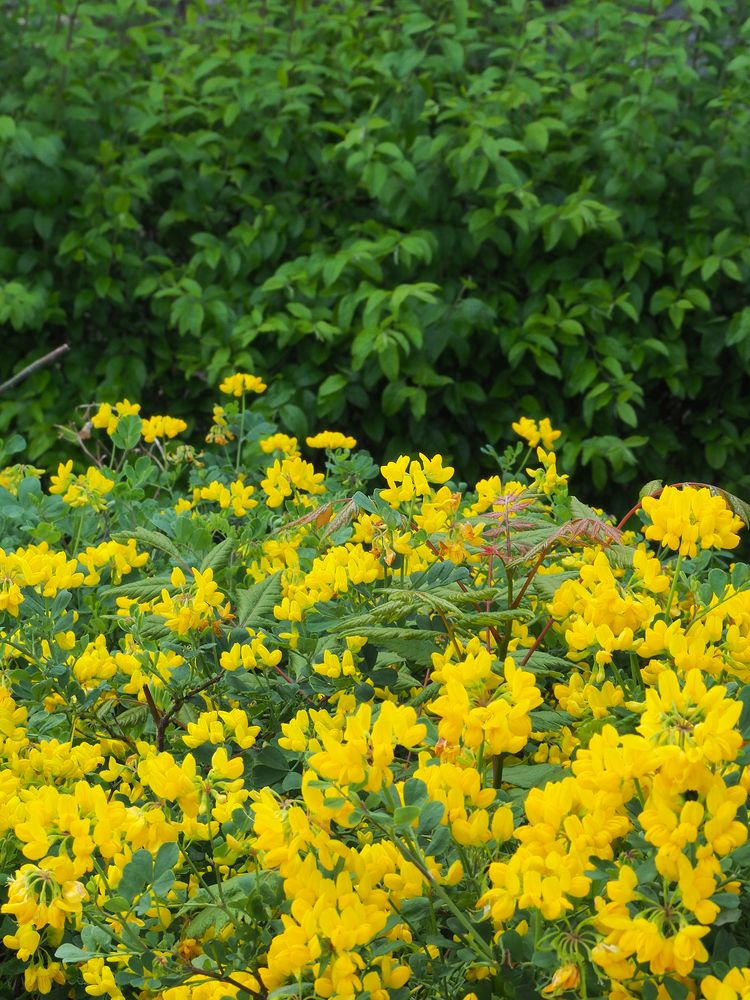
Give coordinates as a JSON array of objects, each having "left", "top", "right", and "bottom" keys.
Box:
[
  {"left": 520, "top": 617, "right": 554, "bottom": 667},
  {"left": 235, "top": 391, "right": 247, "bottom": 472},
  {"left": 0, "top": 343, "right": 70, "bottom": 395},
  {"left": 664, "top": 551, "right": 684, "bottom": 619},
  {"left": 492, "top": 753, "right": 504, "bottom": 789}
]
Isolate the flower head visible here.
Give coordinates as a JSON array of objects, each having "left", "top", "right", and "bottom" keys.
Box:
[
  {"left": 641, "top": 486, "right": 742, "bottom": 558},
  {"left": 219, "top": 372, "right": 267, "bottom": 396},
  {"left": 306, "top": 431, "right": 356, "bottom": 450}
]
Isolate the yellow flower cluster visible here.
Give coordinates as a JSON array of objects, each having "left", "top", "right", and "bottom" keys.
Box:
[
  {"left": 261, "top": 455, "right": 326, "bottom": 508},
  {"left": 260, "top": 432, "right": 298, "bottom": 455},
  {"left": 512, "top": 416, "right": 562, "bottom": 450},
  {"left": 193, "top": 477, "right": 258, "bottom": 516},
  {"left": 144, "top": 566, "right": 228, "bottom": 635},
  {"left": 429, "top": 637, "right": 541, "bottom": 756},
  {"left": 642, "top": 485, "right": 743, "bottom": 558},
  {"left": 218, "top": 372, "right": 267, "bottom": 396},
  {"left": 2, "top": 401, "right": 750, "bottom": 1000},
  {"left": 91, "top": 400, "right": 187, "bottom": 444},
  {"left": 141, "top": 415, "right": 188, "bottom": 443},
  {"left": 379, "top": 453, "right": 454, "bottom": 507},
  {"left": 49, "top": 461, "right": 115, "bottom": 511},
  {"left": 91, "top": 398, "right": 141, "bottom": 434},
  {"left": 306, "top": 431, "right": 357, "bottom": 450}
]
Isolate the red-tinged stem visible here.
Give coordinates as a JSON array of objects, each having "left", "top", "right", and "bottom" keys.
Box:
[
  {"left": 142, "top": 683, "right": 162, "bottom": 725},
  {"left": 512, "top": 550, "right": 547, "bottom": 609},
  {"left": 520, "top": 618, "right": 554, "bottom": 667},
  {"left": 273, "top": 662, "right": 296, "bottom": 687}
]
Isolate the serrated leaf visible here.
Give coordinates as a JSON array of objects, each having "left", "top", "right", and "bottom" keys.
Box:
[
  {"left": 236, "top": 572, "right": 282, "bottom": 627},
  {"left": 322, "top": 498, "right": 358, "bottom": 538},
  {"left": 113, "top": 527, "right": 190, "bottom": 569},
  {"left": 101, "top": 574, "right": 173, "bottom": 601},
  {"left": 138, "top": 614, "right": 172, "bottom": 640},
  {"left": 718, "top": 488, "right": 750, "bottom": 527},
  {"left": 639, "top": 479, "right": 663, "bottom": 499},
  {"left": 200, "top": 536, "right": 233, "bottom": 573}
]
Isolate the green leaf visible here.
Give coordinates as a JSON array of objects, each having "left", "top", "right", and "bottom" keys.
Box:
[
  {"left": 353, "top": 491, "right": 377, "bottom": 514},
  {"left": 2, "top": 433, "right": 26, "bottom": 457},
  {"left": 394, "top": 805, "right": 421, "bottom": 827},
  {"left": 118, "top": 848, "right": 153, "bottom": 903},
  {"left": 113, "top": 528, "right": 190, "bottom": 569},
  {"left": 503, "top": 763, "right": 566, "bottom": 789},
  {"left": 55, "top": 943, "right": 98, "bottom": 964},
  {"left": 418, "top": 800, "right": 445, "bottom": 833},
  {"left": 317, "top": 374, "right": 347, "bottom": 401},
  {"left": 706, "top": 441, "right": 727, "bottom": 470},
  {"left": 110, "top": 414, "right": 142, "bottom": 451},
  {"left": 0, "top": 115, "right": 15, "bottom": 140},
  {"left": 639, "top": 480, "right": 663, "bottom": 499},
  {"left": 100, "top": 574, "right": 174, "bottom": 601},
  {"left": 524, "top": 122, "right": 549, "bottom": 153},
  {"left": 236, "top": 571, "right": 282, "bottom": 627},
  {"left": 154, "top": 841, "right": 180, "bottom": 879},
  {"left": 200, "top": 536, "right": 233, "bottom": 572}
]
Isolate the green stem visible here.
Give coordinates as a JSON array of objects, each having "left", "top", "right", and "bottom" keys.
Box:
[
  {"left": 664, "top": 550, "right": 684, "bottom": 619},
  {"left": 235, "top": 391, "right": 247, "bottom": 473},
  {"left": 71, "top": 511, "right": 85, "bottom": 555},
  {"left": 492, "top": 753, "right": 504, "bottom": 789},
  {"left": 629, "top": 652, "right": 643, "bottom": 693},
  {"left": 362, "top": 802, "right": 495, "bottom": 964},
  {"left": 609, "top": 657, "right": 626, "bottom": 693}
]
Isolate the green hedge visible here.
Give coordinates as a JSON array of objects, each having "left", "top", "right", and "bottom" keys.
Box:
[{"left": 2, "top": 0, "right": 750, "bottom": 497}]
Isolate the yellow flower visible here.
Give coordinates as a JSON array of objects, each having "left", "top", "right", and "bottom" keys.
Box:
[
  {"left": 306, "top": 431, "right": 356, "bottom": 449},
  {"left": 379, "top": 453, "right": 454, "bottom": 508},
  {"left": 641, "top": 485, "right": 742, "bottom": 558},
  {"left": 90, "top": 399, "right": 141, "bottom": 436},
  {"left": 0, "top": 465, "right": 44, "bottom": 495},
  {"left": 542, "top": 965, "right": 580, "bottom": 994},
  {"left": 55, "top": 466, "right": 115, "bottom": 512},
  {"left": 24, "top": 960, "right": 66, "bottom": 994},
  {"left": 638, "top": 668, "right": 742, "bottom": 762},
  {"left": 205, "top": 404, "right": 235, "bottom": 445},
  {"left": 526, "top": 447, "right": 568, "bottom": 495},
  {"left": 261, "top": 456, "right": 325, "bottom": 508},
  {"left": 198, "top": 478, "right": 257, "bottom": 516},
  {"left": 141, "top": 415, "right": 188, "bottom": 442},
  {"left": 512, "top": 416, "right": 561, "bottom": 450},
  {"left": 48, "top": 460, "right": 74, "bottom": 495},
  {"left": 3, "top": 924, "right": 41, "bottom": 961},
  {"left": 260, "top": 433, "right": 299, "bottom": 455},
  {"left": 219, "top": 372, "right": 267, "bottom": 396},
  {"left": 702, "top": 968, "right": 750, "bottom": 1000}
]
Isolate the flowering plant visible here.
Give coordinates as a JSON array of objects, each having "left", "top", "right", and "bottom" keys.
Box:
[{"left": 0, "top": 391, "right": 749, "bottom": 1000}]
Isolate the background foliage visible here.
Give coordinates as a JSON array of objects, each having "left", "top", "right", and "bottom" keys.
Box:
[{"left": 2, "top": 0, "right": 750, "bottom": 500}]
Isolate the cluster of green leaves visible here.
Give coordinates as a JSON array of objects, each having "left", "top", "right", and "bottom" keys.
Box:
[{"left": 3, "top": 0, "right": 750, "bottom": 499}]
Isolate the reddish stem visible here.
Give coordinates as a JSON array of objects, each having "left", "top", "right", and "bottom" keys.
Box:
[
  {"left": 520, "top": 618, "right": 554, "bottom": 667},
  {"left": 511, "top": 550, "right": 546, "bottom": 609}
]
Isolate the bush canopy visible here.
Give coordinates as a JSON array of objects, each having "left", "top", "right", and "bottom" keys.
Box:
[{"left": 2, "top": 0, "right": 750, "bottom": 496}]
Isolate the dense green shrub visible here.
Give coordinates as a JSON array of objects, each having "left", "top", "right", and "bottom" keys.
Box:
[{"left": 2, "top": 0, "right": 750, "bottom": 498}]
